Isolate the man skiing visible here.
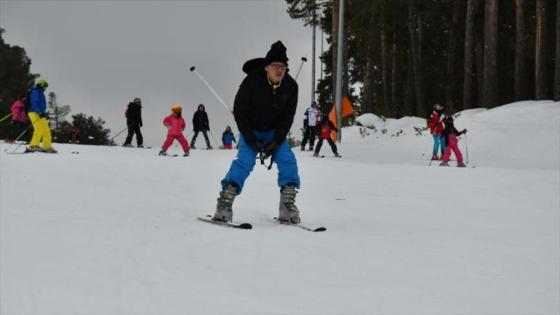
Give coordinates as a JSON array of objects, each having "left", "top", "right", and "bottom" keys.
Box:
[
  {"left": 26, "top": 79, "right": 57, "bottom": 153},
  {"left": 190, "top": 104, "right": 212, "bottom": 149},
  {"left": 123, "top": 97, "right": 143, "bottom": 147},
  {"left": 300, "top": 101, "right": 321, "bottom": 151},
  {"left": 212, "top": 40, "right": 301, "bottom": 224}
]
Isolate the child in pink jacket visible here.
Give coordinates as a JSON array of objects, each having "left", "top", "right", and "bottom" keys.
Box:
[
  {"left": 440, "top": 116, "right": 467, "bottom": 167},
  {"left": 159, "top": 104, "right": 190, "bottom": 157},
  {"left": 7, "top": 97, "right": 29, "bottom": 143}
]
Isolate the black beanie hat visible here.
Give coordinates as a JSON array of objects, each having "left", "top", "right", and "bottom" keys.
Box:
[{"left": 265, "top": 41, "right": 289, "bottom": 66}]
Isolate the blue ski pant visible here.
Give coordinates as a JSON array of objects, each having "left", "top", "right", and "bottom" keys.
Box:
[
  {"left": 221, "top": 130, "right": 300, "bottom": 194},
  {"left": 432, "top": 134, "right": 446, "bottom": 156}
]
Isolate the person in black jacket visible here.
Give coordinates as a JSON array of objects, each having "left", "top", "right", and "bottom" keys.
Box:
[
  {"left": 212, "top": 40, "right": 301, "bottom": 224},
  {"left": 123, "top": 97, "right": 143, "bottom": 147},
  {"left": 190, "top": 104, "right": 212, "bottom": 149}
]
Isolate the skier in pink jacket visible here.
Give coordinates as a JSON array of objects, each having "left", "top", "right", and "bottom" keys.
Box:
[
  {"left": 159, "top": 104, "right": 191, "bottom": 157},
  {"left": 6, "top": 97, "right": 29, "bottom": 143}
]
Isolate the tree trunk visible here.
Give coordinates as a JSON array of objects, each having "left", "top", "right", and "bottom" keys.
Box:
[
  {"left": 405, "top": 49, "right": 415, "bottom": 116},
  {"left": 475, "top": 30, "right": 485, "bottom": 106},
  {"left": 381, "top": 28, "right": 390, "bottom": 114},
  {"left": 555, "top": 0, "right": 560, "bottom": 101},
  {"left": 408, "top": 0, "right": 425, "bottom": 116},
  {"left": 483, "top": 0, "right": 499, "bottom": 108},
  {"left": 445, "top": 0, "right": 461, "bottom": 108},
  {"left": 463, "top": 0, "right": 478, "bottom": 108},
  {"left": 535, "top": 0, "right": 549, "bottom": 100},
  {"left": 391, "top": 40, "right": 399, "bottom": 117},
  {"left": 363, "top": 16, "right": 375, "bottom": 113},
  {"left": 514, "top": 0, "right": 530, "bottom": 101},
  {"left": 331, "top": 0, "right": 339, "bottom": 101}
]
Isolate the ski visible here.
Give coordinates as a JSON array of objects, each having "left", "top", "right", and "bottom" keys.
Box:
[
  {"left": 198, "top": 215, "right": 252, "bottom": 230},
  {"left": 273, "top": 218, "right": 326, "bottom": 232}
]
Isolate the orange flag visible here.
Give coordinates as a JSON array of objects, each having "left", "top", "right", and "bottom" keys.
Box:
[{"left": 328, "top": 96, "right": 354, "bottom": 142}]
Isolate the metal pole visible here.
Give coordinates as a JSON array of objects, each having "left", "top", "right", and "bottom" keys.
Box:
[
  {"left": 311, "top": 0, "right": 317, "bottom": 104},
  {"left": 294, "top": 57, "right": 307, "bottom": 80},
  {"left": 334, "top": 0, "right": 345, "bottom": 142},
  {"left": 189, "top": 66, "right": 232, "bottom": 114}
]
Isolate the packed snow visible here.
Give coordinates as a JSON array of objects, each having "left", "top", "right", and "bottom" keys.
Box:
[{"left": 1, "top": 101, "right": 559, "bottom": 315}]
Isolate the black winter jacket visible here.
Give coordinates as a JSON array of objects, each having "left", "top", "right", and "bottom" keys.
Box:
[
  {"left": 192, "top": 111, "right": 210, "bottom": 132},
  {"left": 234, "top": 59, "right": 298, "bottom": 147},
  {"left": 126, "top": 102, "right": 142, "bottom": 127}
]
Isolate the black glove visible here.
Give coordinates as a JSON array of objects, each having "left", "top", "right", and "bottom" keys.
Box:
[
  {"left": 251, "top": 140, "right": 266, "bottom": 153},
  {"left": 261, "top": 142, "right": 278, "bottom": 159},
  {"left": 39, "top": 112, "right": 49, "bottom": 119}
]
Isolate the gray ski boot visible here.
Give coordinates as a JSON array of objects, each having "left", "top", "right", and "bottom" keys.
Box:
[
  {"left": 212, "top": 184, "right": 237, "bottom": 222},
  {"left": 278, "top": 185, "right": 301, "bottom": 224}
]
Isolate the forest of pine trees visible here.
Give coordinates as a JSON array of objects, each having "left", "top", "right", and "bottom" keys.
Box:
[{"left": 286, "top": 0, "right": 559, "bottom": 119}]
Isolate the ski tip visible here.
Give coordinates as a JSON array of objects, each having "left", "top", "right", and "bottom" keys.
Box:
[{"left": 237, "top": 223, "right": 253, "bottom": 229}]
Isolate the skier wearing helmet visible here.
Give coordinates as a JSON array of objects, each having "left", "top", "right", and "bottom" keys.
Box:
[
  {"left": 159, "top": 103, "right": 190, "bottom": 157},
  {"left": 26, "top": 79, "right": 57, "bottom": 153}
]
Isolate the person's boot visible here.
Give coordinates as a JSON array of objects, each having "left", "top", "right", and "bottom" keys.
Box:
[
  {"left": 300, "top": 145, "right": 305, "bottom": 151},
  {"left": 183, "top": 151, "right": 190, "bottom": 157},
  {"left": 313, "top": 152, "right": 319, "bottom": 157},
  {"left": 334, "top": 152, "right": 341, "bottom": 158},
  {"left": 25, "top": 145, "right": 43, "bottom": 153},
  {"left": 212, "top": 184, "right": 237, "bottom": 222},
  {"left": 457, "top": 162, "right": 467, "bottom": 168},
  {"left": 431, "top": 154, "right": 438, "bottom": 161},
  {"left": 278, "top": 185, "right": 301, "bottom": 224},
  {"left": 43, "top": 147, "right": 58, "bottom": 154},
  {"left": 439, "top": 161, "right": 450, "bottom": 167},
  {"left": 159, "top": 150, "right": 167, "bottom": 156}
]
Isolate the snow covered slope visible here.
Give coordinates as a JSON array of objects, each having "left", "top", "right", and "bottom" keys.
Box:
[{"left": 1, "top": 101, "right": 558, "bottom": 315}]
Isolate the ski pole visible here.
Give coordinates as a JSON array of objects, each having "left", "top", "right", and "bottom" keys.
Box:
[
  {"left": 294, "top": 57, "right": 307, "bottom": 80},
  {"left": 110, "top": 126, "right": 128, "bottom": 143},
  {"left": 5, "top": 122, "right": 34, "bottom": 153},
  {"left": 0, "top": 113, "right": 13, "bottom": 123},
  {"left": 189, "top": 66, "right": 233, "bottom": 115},
  {"left": 465, "top": 133, "right": 469, "bottom": 165}
]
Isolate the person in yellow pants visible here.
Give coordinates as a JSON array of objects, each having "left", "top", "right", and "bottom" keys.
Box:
[{"left": 26, "top": 79, "right": 57, "bottom": 153}]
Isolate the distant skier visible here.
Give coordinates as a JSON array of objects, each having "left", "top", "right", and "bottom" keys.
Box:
[
  {"left": 313, "top": 111, "right": 341, "bottom": 158},
  {"left": 26, "top": 79, "right": 57, "bottom": 153},
  {"left": 427, "top": 103, "right": 446, "bottom": 160},
  {"left": 6, "top": 97, "right": 28, "bottom": 143},
  {"left": 191, "top": 104, "right": 212, "bottom": 150},
  {"left": 123, "top": 97, "right": 143, "bottom": 147},
  {"left": 440, "top": 116, "right": 467, "bottom": 167},
  {"left": 221, "top": 126, "right": 237, "bottom": 150},
  {"left": 300, "top": 101, "right": 321, "bottom": 151},
  {"left": 212, "top": 40, "right": 301, "bottom": 224},
  {"left": 159, "top": 104, "right": 190, "bottom": 157}
]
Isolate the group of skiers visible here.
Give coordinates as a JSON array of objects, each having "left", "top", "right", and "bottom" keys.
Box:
[
  {"left": 427, "top": 103, "right": 468, "bottom": 167},
  {"left": 300, "top": 101, "right": 341, "bottom": 158},
  {"left": 4, "top": 79, "right": 58, "bottom": 153},
  {"left": 3, "top": 40, "right": 470, "bottom": 228}
]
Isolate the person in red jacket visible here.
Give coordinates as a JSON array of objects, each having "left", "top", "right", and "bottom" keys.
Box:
[
  {"left": 6, "top": 97, "right": 29, "bottom": 143},
  {"left": 427, "top": 103, "right": 446, "bottom": 160},
  {"left": 313, "top": 112, "right": 341, "bottom": 158},
  {"left": 159, "top": 104, "right": 190, "bottom": 157}
]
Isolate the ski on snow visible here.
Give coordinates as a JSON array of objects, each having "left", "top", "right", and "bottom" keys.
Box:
[
  {"left": 197, "top": 215, "right": 252, "bottom": 229},
  {"left": 198, "top": 215, "right": 326, "bottom": 232},
  {"left": 273, "top": 217, "right": 327, "bottom": 232}
]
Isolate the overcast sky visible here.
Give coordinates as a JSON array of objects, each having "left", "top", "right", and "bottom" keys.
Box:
[{"left": 0, "top": 0, "right": 320, "bottom": 146}]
